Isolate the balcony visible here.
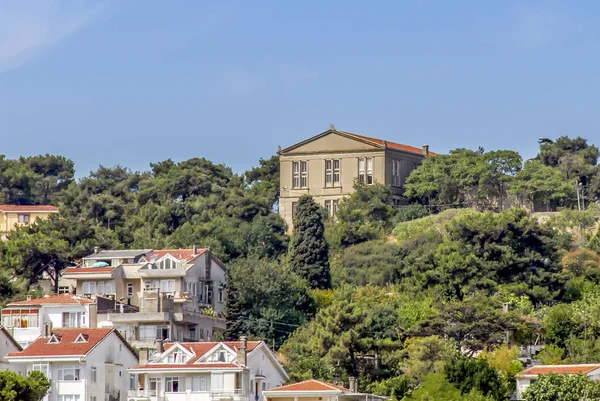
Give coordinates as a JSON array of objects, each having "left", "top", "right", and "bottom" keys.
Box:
[{"left": 137, "top": 267, "right": 187, "bottom": 278}]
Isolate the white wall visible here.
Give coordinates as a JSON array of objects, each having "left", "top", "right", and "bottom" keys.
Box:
[
  {"left": 247, "top": 345, "right": 288, "bottom": 401},
  {"left": 0, "top": 331, "right": 23, "bottom": 373},
  {"left": 45, "top": 305, "right": 89, "bottom": 329}
]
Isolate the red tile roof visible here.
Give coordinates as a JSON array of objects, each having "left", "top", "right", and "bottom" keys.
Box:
[
  {"left": 520, "top": 364, "right": 600, "bottom": 376},
  {"left": 268, "top": 379, "right": 350, "bottom": 392},
  {"left": 6, "top": 328, "right": 114, "bottom": 358},
  {"left": 0, "top": 205, "right": 59, "bottom": 212},
  {"left": 141, "top": 249, "right": 208, "bottom": 263},
  {"left": 133, "top": 341, "right": 263, "bottom": 370},
  {"left": 6, "top": 294, "right": 94, "bottom": 306},
  {"left": 63, "top": 267, "right": 115, "bottom": 274},
  {"left": 343, "top": 132, "right": 438, "bottom": 156}
]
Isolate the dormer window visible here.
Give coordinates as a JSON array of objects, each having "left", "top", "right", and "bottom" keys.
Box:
[
  {"left": 219, "top": 350, "right": 226, "bottom": 362},
  {"left": 48, "top": 334, "right": 61, "bottom": 344},
  {"left": 160, "top": 258, "right": 175, "bottom": 269},
  {"left": 74, "top": 333, "right": 89, "bottom": 343},
  {"left": 166, "top": 349, "right": 187, "bottom": 363}
]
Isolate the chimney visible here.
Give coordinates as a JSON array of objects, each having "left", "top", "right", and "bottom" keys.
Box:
[
  {"left": 94, "top": 246, "right": 99, "bottom": 254},
  {"left": 329, "top": 123, "right": 336, "bottom": 131},
  {"left": 139, "top": 348, "right": 150, "bottom": 365},
  {"left": 383, "top": 140, "right": 387, "bottom": 149},
  {"left": 349, "top": 377, "right": 358, "bottom": 393},
  {"left": 422, "top": 144, "right": 429, "bottom": 156},
  {"left": 193, "top": 244, "right": 198, "bottom": 255},
  {"left": 156, "top": 339, "right": 164, "bottom": 354},
  {"left": 237, "top": 336, "right": 248, "bottom": 366},
  {"left": 26, "top": 295, "right": 32, "bottom": 301},
  {"left": 43, "top": 321, "right": 53, "bottom": 337}
]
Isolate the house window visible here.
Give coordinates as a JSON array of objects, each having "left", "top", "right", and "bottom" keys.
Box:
[
  {"left": 129, "top": 374, "right": 137, "bottom": 390},
  {"left": 18, "top": 214, "right": 30, "bottom": 224},
  {"left": 324, "top": 159, "right": 341, "bottom": 187},
  {"left": 32, "top": 363, "right": 49, "bottom": 378},
  {"left": 2, "top": 310, "right": 39, "bottom": 328},
  {"left": 325, "top": 200, "right": 333, "bottom": 217},
  {"left": 160, "top": 280, "right": 175, "bottom": 293},
  {"left": 167, "top": 350, "right": 187, "bottom": 363},
  {"left": 165, "top": 377, "right": 182, "bottom": 392},
  {"left": 218, "top": 288, "right": 224, "bottom": 303},
  {"left": 148, "top": 378, "right": 160, "bottom": 394},
  {"left": 63, "top": 312, "right": 84, "bottom": 328},
  {"left": 358, "top": 157, "right": 374, "bottom": 184},
  {"left": 161, "top": 258, "right": 173, "bottom": 269},
  {"left": 189, "top": 327, "right": 196, "bottom": 340},
  {"left": 127, "top": 283, "right": 134, "bottom": 298},
  {"left": 187, "top": 281, "right": 197, "bottom": 296},
  {"left": 292, "top": 161, "right": 308, "bottom": 188},
  {"left": 90, "top": 367, "right": 96, "bottom": 383},
  {"left": 392, "top": 159, "right": 402, "bottom": 187},
  {"left": 106, "top": 283, "right": 113, "bottom": 294},
  {"left": 138, "top": 325, "right": 157, "bottom": 340},
  {"left": 57, "top": 366, "right": 81, "bottom": 381},
  {"left": 57, "top": 286, "right": 70, "bottom": 294},
  {"left": 98, "top": 281, "right": 105, "bottom": 295},
  {"left": 58, "top": 396, "right": 80, "bottom": 401},
  {"left": 192, "top": 376, "right": 210, "bottom": 392},
  {"left": 83, "top": 281, "right": 96, "bottom": 295}
]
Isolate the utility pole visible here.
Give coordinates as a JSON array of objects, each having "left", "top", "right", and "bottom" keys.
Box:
[{"left": 576, "top": 180, "right": 582, "bottom": 211}]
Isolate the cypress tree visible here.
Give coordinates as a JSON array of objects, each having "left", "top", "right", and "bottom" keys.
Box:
[
  {"left": 224, "top": 271, "right": 246, "bottom": 340},
  {"left": 289, "top": 195, "right": 331, "bottom": 289}
]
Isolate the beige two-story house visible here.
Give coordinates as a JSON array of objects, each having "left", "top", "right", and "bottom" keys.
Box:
[{"left": 278, "top": 126, "right": 436, "bottom": 230}]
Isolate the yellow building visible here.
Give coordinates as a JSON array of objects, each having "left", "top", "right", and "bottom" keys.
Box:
[
  {"left": 0, "top": 205, "right": 59, "bottom": 240},
  {"left": 278, "top": 125, "right": 436, "bottom": 230}
]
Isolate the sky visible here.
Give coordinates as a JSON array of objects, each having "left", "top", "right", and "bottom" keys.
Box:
[{"left": 1, "top": 1, "right": 600, "bottom": 177}]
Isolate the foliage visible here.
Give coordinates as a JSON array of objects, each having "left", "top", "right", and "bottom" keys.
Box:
[
  {"left": 401, "top": 335, "right": 455, "bottom": 384},
  {"left": 445, "top": 356, "right": 508, "bottom": 401},
  {"left": 330, "top": 182, "right": 399, "bottom": 247},
  {"left": 288, "top": 195, "right": 331, "bottom": 289},
  {"left": 522, "top": 373, "right": 600, "bottom": 401},
  {"left": 224, "top": 257, "right": 313, "bottom": 347},
  {"left": 402, "top": 373, "right": 493, "bottom": 401},
  {"left": 0, "top": 370, "right": 50, "bottom": 401},
  {"left": 535, "top": 344, "right": 565, "bottom": 365}
]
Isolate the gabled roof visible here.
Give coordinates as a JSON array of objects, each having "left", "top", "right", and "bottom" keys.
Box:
[
  {"left": 267, "top": 379, "right": 350, "bottom": 392},
  {"left": 6, "top": 328, "right": 137, "bottom": 360},
  {"left": 140, "top": 249, "right": 207, "bottom": 264},
  {"left": 6, "top": 294, "right": 94, "bottom": 307},
  {"left": 0, "top": 326, "right": 22, "bottom": 352},
  {"left": 0, "top": 205, "right": 59, "bottom": 213},
  {"left": 520, "top": 364, "right": 600, "bottom": 376},
  {"left": 130, "top": 340, "right": 263, "bottom": 371},
  {"left": 279, "top": 128, "right": 436, "bottom": 157}
]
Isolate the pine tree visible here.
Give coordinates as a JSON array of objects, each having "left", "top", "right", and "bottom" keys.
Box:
[
  {"left": 289, "top": 195, "right": 331, "bottom": 289},
  {"left": 590, "top": 225, "right": 600, "bottom": 254},
  {"left": 224, "top": 271, "right": 246, "bottom": 340}
]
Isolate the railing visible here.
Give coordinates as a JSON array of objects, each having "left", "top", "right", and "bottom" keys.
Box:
[{"left": 128, "top": 389, "right": 157, "bottom": 397}]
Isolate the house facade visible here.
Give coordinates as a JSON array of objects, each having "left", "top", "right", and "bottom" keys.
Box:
[
  {"left": 6, "top": 327, "right": 138, "bottom": 401},
  {"left": 128, "top": 337, "right": 288, "bottom": 401},
  {"left": 278, "top": 126, "right": 435, "bottom": 230},
  {"left": 516, "top": 364, "right": 600, "bottom": 399},
  {"left": 62, "top": 248, "right": 227, "bottom": 349},
  {"left": 2, "top": 294, "right": 95, "bottom": 349},
  {"left": 0, "top": 326, "right": 23, "bottom": 373},
  {"left": 0, "top": 205, "right": 59, "bottom": 240}
]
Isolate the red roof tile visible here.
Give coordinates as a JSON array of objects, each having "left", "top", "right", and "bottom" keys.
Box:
[
  {"left": 344, "top": 132, "right": 438, "bottom": 156},
  {"left": 0, "top": 205, "right": 59, "bottom": 212},
  {"left": 130, "top": 363, "right": 244, "bottom": 370},
  {"left": 63, "top": 267, "right": 115, "bottom": 274},
  {"left": 7, "top": 294, "right": 94, "bottom": 306},
  {"left": 6, "top": 328, "right": 114, "bottom": 358},
  {"left": 142, "top": 249, "right": 207, "bottom": 263},
  {"left": 268, "top": 379, "right": 350, "bottom": 392},
  {"left": 520, "top": 364, "right": 600, "bottom": 376}
]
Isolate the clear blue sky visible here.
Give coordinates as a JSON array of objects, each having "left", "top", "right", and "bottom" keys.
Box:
[{"left": 1, "top": 1, "right": 600, "bottom": 177}]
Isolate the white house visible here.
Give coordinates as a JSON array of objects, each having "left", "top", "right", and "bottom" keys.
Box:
[
  {"left": 6, "top": 326, "right": 138, "bottom": 401},
  {"left": 2, "top": 294, "right": 95, "bottom": 349},
  {"left": 516, "top": 364, "right": 600, "bottom": 399},
  {"left": 128, "top": 337, "right": 288, "bottom": 401},
  {"left": 0, "top": 326, "right": 23, "bottom": 373}
]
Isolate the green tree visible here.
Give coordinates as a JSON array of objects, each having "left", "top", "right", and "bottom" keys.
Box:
[
  {"left": 289, "top": 195, "right": 331, "bottom": 289},
  {"left": 445, "top": 356, "right": 508, "bottom": 401},
  {"left": 0, "top": 370, "right": 50, "bottom": 401},
  {"left": 402, "top": 373, "right": 493, "bottom": 401},
  {"left": 522, "top": 373, "right": 600, "bottom": 401},
  {"left": 401, "top": 335, "right": 454, "bottom": 384}
]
